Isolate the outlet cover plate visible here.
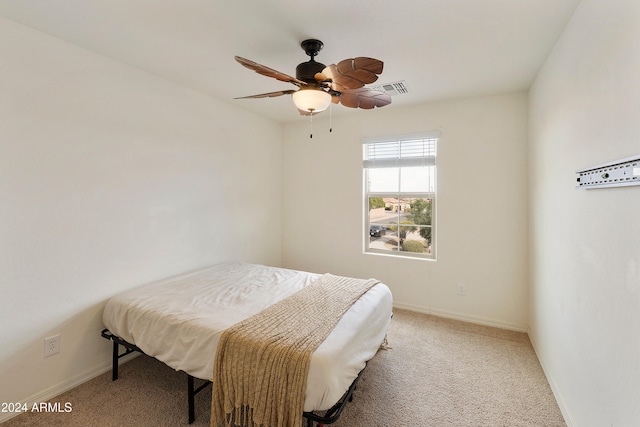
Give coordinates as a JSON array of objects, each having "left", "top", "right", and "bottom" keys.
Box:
[{"left": 44, "top": 335, "right": 60, "bottom": 357}]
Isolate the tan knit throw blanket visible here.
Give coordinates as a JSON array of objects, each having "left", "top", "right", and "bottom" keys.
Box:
[{"left": 210, "top": 273, "right": 379, "bottom": 427}]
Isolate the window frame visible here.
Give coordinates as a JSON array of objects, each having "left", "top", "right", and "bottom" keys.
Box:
[{"left": 362, "top": 132, "right": 439, "bottom": 260}]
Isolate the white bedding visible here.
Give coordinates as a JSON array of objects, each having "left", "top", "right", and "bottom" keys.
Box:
[{"left": 102, "top": 262, "right": 393, "bottom": 412}]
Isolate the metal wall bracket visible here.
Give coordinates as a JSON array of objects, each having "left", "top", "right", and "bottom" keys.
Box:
[{"left": 576, "top": 155, "right": 640, "bottom": 189}]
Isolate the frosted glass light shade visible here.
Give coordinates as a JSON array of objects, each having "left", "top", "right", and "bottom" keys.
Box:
[{"left": 292, "top": 89, "right": 331, "bottom": 113}]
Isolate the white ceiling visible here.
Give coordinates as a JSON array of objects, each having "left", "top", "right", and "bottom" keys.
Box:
[{"left": 0, "top": 0, "right": 580, "bottom": 123}]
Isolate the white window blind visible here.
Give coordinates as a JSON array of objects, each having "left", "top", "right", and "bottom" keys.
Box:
[{"left": 363, "top": 136, "right": 437, "bottom": 169}]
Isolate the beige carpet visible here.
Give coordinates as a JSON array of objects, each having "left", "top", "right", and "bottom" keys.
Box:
[{"left": 2, "top": 309, "right": 566, "bottom": 426}]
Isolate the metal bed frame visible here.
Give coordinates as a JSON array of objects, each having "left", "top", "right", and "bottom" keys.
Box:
[{"left": 101, "top": 328, "right": 363, "bottom": 426}]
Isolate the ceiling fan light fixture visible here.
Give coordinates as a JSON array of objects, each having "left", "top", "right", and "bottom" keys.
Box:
[{"left": 292, "top": 88, "right": 332, "bottom": 113}]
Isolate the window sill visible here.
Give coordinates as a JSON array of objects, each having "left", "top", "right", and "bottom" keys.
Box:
[{"left": 363, "top": 249, "right": 436, "bottom": 262}]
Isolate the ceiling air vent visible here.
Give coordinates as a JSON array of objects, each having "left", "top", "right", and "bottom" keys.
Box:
[{"left": 370, "top": 80, "right": 410, "bottom": 96}]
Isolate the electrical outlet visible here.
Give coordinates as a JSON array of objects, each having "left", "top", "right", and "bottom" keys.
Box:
[
  {"left": 457, "top": 283, "right": 466, "bottom": 296},
  {"left": 44, "top": 334, "right": 60, "bottom": 357}
]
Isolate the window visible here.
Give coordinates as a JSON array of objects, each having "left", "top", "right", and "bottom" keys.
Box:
[{"left": 363, "top": 133, "right": 438, "bottom": 259}]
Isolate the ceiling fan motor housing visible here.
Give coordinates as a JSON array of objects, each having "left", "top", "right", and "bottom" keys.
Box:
[
  {"left": 296, "top": 39, "right": 326, "bottom": 83},
  {"left": 296, "top": 60, "right": 325, "bottom": 83}
]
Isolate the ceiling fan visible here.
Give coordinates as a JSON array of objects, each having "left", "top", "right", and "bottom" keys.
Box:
[{"left": 234, "top": 39, "right": 391, "bottom": 116}]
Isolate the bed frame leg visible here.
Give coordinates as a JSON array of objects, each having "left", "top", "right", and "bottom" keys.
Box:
[
  {"left": 111, "top": 340, "right": 119, "bottom": 381},
  {"left": 188, "top": 375, "right": 195, "bottom": 424},
  {"left": 186, "top": 375, "right": 213, "bottom": 424},
  {"left": 102, "top": 329, "right": 143, "bottom": 382}
]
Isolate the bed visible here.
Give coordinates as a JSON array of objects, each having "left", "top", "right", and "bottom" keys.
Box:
[{"left": 101, "top": 262, "right": 393, "bottom": 426}]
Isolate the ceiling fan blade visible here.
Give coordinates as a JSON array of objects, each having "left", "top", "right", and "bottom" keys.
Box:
[
  {"left": 235, "top": 56, "right": 307, "bottom": 87},
  {"left": 338, "top": 88, "right": 392, "bottom": 109},
  {"left": 234, "top": 89, "right": 296, "bottom": 99},
  {"left": 323, "top": 57, "right": 384, "bottom": 90}
]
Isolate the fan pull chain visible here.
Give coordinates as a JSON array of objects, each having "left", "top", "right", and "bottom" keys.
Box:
[
  {"left": 309, "top": 111, "right": 313, "bottom": 138},
  {"left": 329, "top": 103, "right": 333, "bottom": 133}
]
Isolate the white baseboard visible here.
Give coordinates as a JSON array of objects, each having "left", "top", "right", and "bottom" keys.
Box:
[
  {"left": 527, "top": 328, "right": 574, "bottom": 427},
  {"left": 393, "top": 302, "right": 529, "bottom": 333},
  {"left": 0, "top": 353, "right": 138, "bottom": 424}
]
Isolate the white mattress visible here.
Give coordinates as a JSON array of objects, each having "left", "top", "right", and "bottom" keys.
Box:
[{"left": 103, "top": 262, "right": 393, "bottom": 412}]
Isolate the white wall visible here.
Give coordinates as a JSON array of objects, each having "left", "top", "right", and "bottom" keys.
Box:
[
  {"left": 0, "top": 17, "right": 282, "bottom": 417},
  {"left": 282, "top": 92, "right": 529, "bottom": 331},
  {"left": 528, "top": 0, "right": 640, "bottom": 425}
]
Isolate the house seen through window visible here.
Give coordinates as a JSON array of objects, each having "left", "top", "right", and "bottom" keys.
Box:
[{"left": 363, "top": 133, "right": 438, "bottom": 259}]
